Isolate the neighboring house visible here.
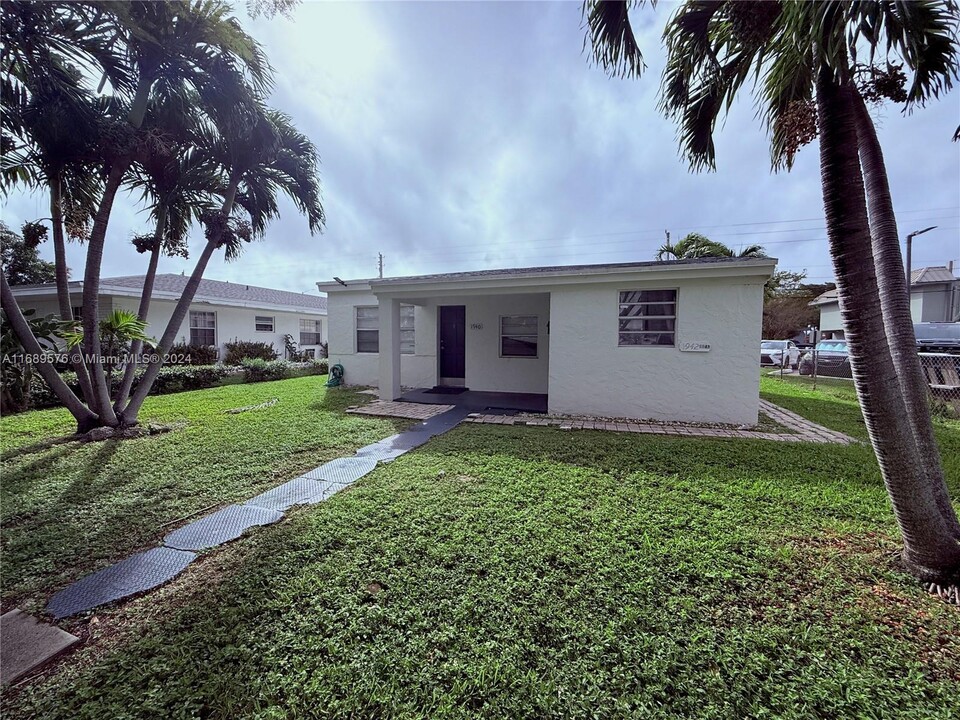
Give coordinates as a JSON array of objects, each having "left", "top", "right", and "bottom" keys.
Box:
[
  {"left": 11, "top": 274, "right": 328, "bottom": 360},
  {"left": 810, "top": 264, "right": 960, "bottom": 339},
  {"left": 318, "top": 257, "right": 776, "bottom": 425}
]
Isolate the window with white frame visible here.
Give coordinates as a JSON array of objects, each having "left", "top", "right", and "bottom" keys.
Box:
[
  {"left": 618, "top": 289, "right": 677, "bottom": 346},
  {"left": 356, "top": 306, "right": 378, "bottom": 353},
  {"left": 70, "top": 306, "right": 83, "bottom": 322},
  {"left": 189, "top": 310, "right": 216, "bottom": 346},
  {"left": 255, "top": 315, "right": 274, "bottom": 332},
  {"left": 400, "top": 304, "right": 415, "bottom": 355},
  {"left": 299, "top": 318, "right": 322, "bottom": 345},
  {"left": 500, "top": 315, "right": 538, "bottom": 357}
]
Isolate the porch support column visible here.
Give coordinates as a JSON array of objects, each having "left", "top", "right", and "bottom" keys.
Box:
[{"left": 379, "top": 296, "right": 402, "bottom": 400}]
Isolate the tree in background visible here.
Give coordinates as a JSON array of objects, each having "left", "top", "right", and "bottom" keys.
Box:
[
  {"left": 0, "top": 1, "right": 324, "bottom": 432},
  {"left": 656, "top": 231, "right": 767, "bottom": 260},
  {"left": 585, "top": 0, "right": 960, "bottom": 591},
  {"left": 0, "top": 221, "right": 57, "bottom": 285},
  {"left": 762, "top": 270, "right": 834, "bottom": 339}
]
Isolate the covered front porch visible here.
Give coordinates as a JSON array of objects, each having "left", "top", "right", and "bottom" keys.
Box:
[{"left": 375, "top": 289, "right": 551, "bottom": 405}]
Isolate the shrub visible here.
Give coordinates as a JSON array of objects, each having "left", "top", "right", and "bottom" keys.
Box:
[
  {"left": 241, "top": 358, "right": 290, "bottom": 383},
  {"left": 148, "top": 365, "right": 228, "bottom": 394},
  {"left": 224, "top": 340, "right": 278, "bottom": 365},
  {"left": 166, "top": 342, "right": 219, "bottom": 366}
]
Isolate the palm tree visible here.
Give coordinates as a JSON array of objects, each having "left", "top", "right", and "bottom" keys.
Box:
[
  {"left": 119, "top": 106, "right": 324, "bottom": 424},
  {"left": 76, "top": 0, "right": 270, "bottom": 427},
  {"left": 656, "top": 232, "right": 767, "bottom": 260},
  {"left": 0, "top": 0, "right": 272, "bottom": 431},
  {"left": 112, "top": 89, "right": 221, "bottom": 411},
  {"left": 584, "top": 0, "right": 960, "bottom": 586}
]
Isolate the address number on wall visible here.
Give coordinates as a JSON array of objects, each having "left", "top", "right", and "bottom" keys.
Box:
[
  {"left": 470, "top": 323, "right": 484, "bottom": 330},
  {"left": 679, "top": 342, "right": 711, "bottom": 352}
]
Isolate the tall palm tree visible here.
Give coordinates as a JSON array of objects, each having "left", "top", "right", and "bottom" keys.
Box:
[
  {"left": 1, "top": 0, "right": 272, "bottom": 431},
  {"left": 77, "top": 0, "right": 271, "bottom": 427},
  {"left": 112, "top": 89, "right": 221, "bottom": 410},
  {"left": 585, "top": 0, "right": 960, "bottom": 585},
  {"left": 120, "top": 106, "right": 324, "bottom": 424}
]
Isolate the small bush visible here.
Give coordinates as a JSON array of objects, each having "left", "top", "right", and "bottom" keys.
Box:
[
  {"left": 224, "top": 340, "right": 278, "bottom": 365},
  {"left": 149, "top": 365, "right": 228, "bottom": 394},
  {"left": 241, "top": 358, "right": 290, "bottom": 383},
  {"left": 166, "top": 343, "right": 219, "bottom": 366}
]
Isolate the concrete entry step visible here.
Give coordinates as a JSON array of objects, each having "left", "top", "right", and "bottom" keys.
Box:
[{"left": 1, "top": 610, "right": 80, "bottom": 685}]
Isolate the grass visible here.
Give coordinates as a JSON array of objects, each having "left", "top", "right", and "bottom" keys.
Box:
[
  {"left": 0, "top": 376, "right": 408, "bottom": 611},
  {"left": 2, "top": 376, "right": 959, "bottom": 718}
]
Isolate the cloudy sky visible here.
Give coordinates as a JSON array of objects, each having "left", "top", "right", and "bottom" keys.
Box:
[{"left": 3, "top": 1, "right": 959, "bottom": 296}]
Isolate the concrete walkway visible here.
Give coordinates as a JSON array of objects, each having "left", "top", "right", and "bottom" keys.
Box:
[
  {"left": 462, "top": 399, "right": 856, "bottom": 445},
  {"left": 45, "top": 405, "right": 470, "bottom": 620}
]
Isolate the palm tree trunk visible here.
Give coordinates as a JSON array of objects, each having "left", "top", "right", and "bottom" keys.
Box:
[
  {"left": 81, "top": 161, "right": 129, "bottom": 426},
  {"left": 49, "top": 176, "right": 96, "bottom": 406},
  {"left": 1, "top": 273, "right": 99, "bottom": 432},
  {"left": 852, "top": 92, "right": 960, "bottom": 540},
  {"left": 816, "top": 67, "right": 960, "bottom": 583},
  {"left": 113, "top": 205, "right": 167, "bottom": 412},
  {"left": 120, "top": 180, "right": 240, "bottom": 424}
]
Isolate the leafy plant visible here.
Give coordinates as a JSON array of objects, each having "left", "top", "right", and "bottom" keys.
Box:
[
  {"left": 1, "top": 308, "right": 64, "bottom": 412},
  {"left": 241, "top": 358, "right": 290, "bottom": 383},
  {"left": 224, "top": 339, "right": 278, "bottom": 365}
]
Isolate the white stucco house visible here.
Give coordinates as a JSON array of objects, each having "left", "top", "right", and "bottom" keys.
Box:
[
  {"left": 11, "top": 274, "right": 328, "bottom": 360},
  {"left": 811, "top": 264, "right": 960, "bottom": 339},
  {"left": 318, "top": 257, "right": 776, "bottom": 425}
]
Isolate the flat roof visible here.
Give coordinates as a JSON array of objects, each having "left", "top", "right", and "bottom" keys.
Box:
[{"left": 318, "top": 256, "right": 777, "bottom": 292}]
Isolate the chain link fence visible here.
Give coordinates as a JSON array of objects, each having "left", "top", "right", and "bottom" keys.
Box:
[{"left": 768, "top": 347, "right": 960, "bottom": 418}]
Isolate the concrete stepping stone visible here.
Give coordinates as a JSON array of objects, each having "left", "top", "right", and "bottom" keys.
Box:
[
  {"left": 163, "top": 504, "right": 283, "bottom": 552},
  {"left": 244, "top": 477, "right": 339, "bottom": 511},
  {"left": 46, "top": 547, "right": 196, "bottom": 619},
  {"left": 1, "top": 610, "right": 80, "bottom": 684},
  {"left": 300, "top": 456, "right": 377, "bottom": 485}
]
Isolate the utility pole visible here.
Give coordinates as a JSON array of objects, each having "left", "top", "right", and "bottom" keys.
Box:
[
  {"left": 378, "top": 252, "right": 383, "bottom": 279},
  {"left": 905, "top": 226, "right": 937, "bottom": 288}
]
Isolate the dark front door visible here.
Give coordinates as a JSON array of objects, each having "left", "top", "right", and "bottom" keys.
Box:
[{"left": 438, "top": 305, "right": 466, "bottom": 384}]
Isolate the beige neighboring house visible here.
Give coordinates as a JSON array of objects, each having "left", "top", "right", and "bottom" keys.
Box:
[
  {"left": 11, "top": 274, "right": 328, "bottom": 360},
  {"left": 811, "top": 264, "right": 960, "bottom": 339},
  {"left": 319, "top": 257, "right": 776, "bottom": 426}
]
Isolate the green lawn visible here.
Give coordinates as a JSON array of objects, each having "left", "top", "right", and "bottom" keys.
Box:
[
  {"left": 0, "top": 376, "right": 408, "bottom": 611},
  {"left": 2, "top": 376, "right": 959, "bottom": 718}
]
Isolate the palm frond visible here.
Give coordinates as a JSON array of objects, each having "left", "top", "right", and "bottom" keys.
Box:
[{"left": 583, "top": 0, "right": 652, "bottom": 78}]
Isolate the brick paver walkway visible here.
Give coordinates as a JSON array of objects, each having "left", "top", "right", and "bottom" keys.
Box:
[
  {"left": 346, "top": 401, "right": 455, "bottom": 420},
  {"left": 463, "top": 399, "right": 855, "bottom": 445}
]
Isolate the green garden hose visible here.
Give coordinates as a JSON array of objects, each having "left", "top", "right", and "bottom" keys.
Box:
[{"left": 325, "top": 363, "right": 344, "bottom": 387}]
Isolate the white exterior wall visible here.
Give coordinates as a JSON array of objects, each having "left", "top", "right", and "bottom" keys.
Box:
[
  {"left": 326, "top": 290, "right": 436, "bottom": 388},
  {"left": 548, "top": 276, "right": 765, "bottom": 425},
  {"left": 327, "top": 290, "right": 550, "bottom": 393},
  {"left": 818, "top": 304, "right": 845, "bottom": 337},
  {"left": 15, "top": 294, "right": 326, "bottom": 360}
]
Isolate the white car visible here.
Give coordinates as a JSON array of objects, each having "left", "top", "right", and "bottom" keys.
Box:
[{"left": 760, "top": 339, "right": 800, "bottom": 369}]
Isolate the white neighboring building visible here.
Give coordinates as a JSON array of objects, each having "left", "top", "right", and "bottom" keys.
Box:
[
  {"left": 318, "top": 257, "right": 775, "bottom": 425},
  {"left": 811, "top": 265, "right": 960, "bottom": 339},
  {"left": 12, "top": 274, "right": 328, "bottom": 360}
]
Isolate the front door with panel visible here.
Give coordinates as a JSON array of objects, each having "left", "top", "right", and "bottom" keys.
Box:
[{"left": 438, "top": 305, "right": 466, "bottom": 386}]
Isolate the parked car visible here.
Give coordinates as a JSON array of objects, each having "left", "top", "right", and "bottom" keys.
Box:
[
  {"left": 760, "top": 339, "right": 801, "bottom": 369},
  {"left": 914, "top": 322, "right": 960, "bottom": 355},
  {"left": 799, "top": 339, "right": 851, "bottom": 377}
]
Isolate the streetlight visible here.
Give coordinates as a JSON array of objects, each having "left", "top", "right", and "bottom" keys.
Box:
[{"left": 905, "top": 226, "right": 937, "bottom": 288}]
